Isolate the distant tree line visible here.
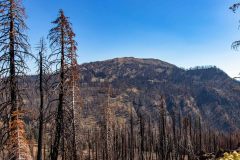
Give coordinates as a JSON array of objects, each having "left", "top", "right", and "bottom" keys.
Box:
[{"left": 187, "top": 66, "right": 217, "bottom": 71}]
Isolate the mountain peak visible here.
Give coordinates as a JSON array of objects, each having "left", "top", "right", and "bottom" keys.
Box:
[{"left": 109, "top": 57, "right": 175, "bottom": 66}]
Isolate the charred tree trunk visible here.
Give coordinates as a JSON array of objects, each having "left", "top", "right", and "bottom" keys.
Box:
[
  {"left": 0, "top": 0, "right": 33, "bottom": 159},
  {"left": 139, "top": 114, "right": 144, "bottom": 160},
  {"left": 130, "top": 107, "right": 134, "bottom": 160},
  {"left": 51, "top": 25, "right": 65, "bottom": 160},
  {"left": 37, "top": 41, "right": 44, "bottom": 160}
]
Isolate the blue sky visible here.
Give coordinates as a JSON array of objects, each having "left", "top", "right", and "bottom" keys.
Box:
[{"left": 24, "top": 0, "right": 240, "bottom": 77}]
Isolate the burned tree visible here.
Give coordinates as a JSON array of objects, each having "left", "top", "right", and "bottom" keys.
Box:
[
  {"left": 49, "top": 10, "right": 70, "bottom": 160},
  {"left": 158, "top": 96, "right": 168, "bottom": 160},
  {"left": 48, "top": 9, "right": 77, "bottom": 160},
  {"left": 101, "top": 86, "right": 114, "bottom": 160},
  {"left": 90, "top": 84, "right": 117, "bottom": 160},
  {"left": 129, "top": 106, "right": 134, "bottom": 160},
  {"left": 64, "top": 25, "right": 81, "bottom": 160},
  {"left": 35, "top": 38, "right": 51, "bottom": 160},
  {"left": 230, "top": 2, "right": 240, "bottom": 49},
  {"left": 0, "top": 0, "right": 32, "bottom": 159}
]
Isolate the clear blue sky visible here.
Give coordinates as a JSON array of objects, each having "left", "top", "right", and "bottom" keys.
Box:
[{"left": 24, "top": 0, "right": 240, "bottom": 77}]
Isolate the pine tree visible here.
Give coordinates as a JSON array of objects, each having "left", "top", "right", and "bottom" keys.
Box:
[
  {"left": 35, "top": 38, "right": 49, "bottom": 160},
  {"left": 158, "top": 96, "right": 167, "bottom": 160},
  {"left": 65, "top": 26, "right": 81, "bottom": 160},
  {"left": 101, "top": 86, "right": 114, "bottom": 160},
  {"left": 0, "top": 0, "right": 33, "bottom": 159},
  {"left": 230, "top": 2, "right": 240, "bottom": 49},
  {"left": 48, "top": 9, "right": 75, "bottom": 160},
  {"left": 130, "top": 106, "right": 134, "bottom": 160}
]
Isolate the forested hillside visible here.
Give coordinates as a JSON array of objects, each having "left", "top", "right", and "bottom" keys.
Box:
[
  {"left": 77, "top": 57, "right": 240, "bottom": 132},
  {"left": 19, "top": 57, "right": 240, "bottom": 159}
]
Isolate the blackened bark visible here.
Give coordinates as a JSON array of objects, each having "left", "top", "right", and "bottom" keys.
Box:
[
  {"left": 37, "top": 48, "right": 44, "bottom": 160},
  {"left": 51, "top": 25, "right": 65, "bottom": 160},
  {"left": 9, "top": 0, "right": 17, "bottom": 120}
]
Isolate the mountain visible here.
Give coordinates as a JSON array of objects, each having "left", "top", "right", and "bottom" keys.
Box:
[{"left": 77, "top": 57, "right": 240, "bottom": 132}]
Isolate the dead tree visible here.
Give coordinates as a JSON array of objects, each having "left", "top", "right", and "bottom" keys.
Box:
[
  {"left": 130, "top": 107, "right": 134, "bottom": 160},
  {"left": 0, "top": 0, "right": 33, "bottom": 159},
  {"left": 157, "top": 96, "right": 167, "bottom": 160},
  {"left": 139, "top": 113, "right": 145, "bottom": 160},
  {"left": 198, "top": 116, "right": 202, "bottom": 152},
  {"left": 65, "top": 27, "right": 81, "bottom": 160},
  {"left": 35, "top": 38, "right": 50, "bottom": 160},
  {"left": 101, "top": 86, "right": 114, "bottom": 160},
  {"left": 48, "top": 9, "right": 75, "bottom": 160},
  {"left": 171, "top": 111, "right": 177, "bottom": 160},
  {"left": 230, "top": 2, "right": 240, "bottom": 50}
]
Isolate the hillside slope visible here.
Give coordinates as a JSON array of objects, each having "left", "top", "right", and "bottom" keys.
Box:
[{"left": 78, "top": 57, "right": 240, "bottom": 132}]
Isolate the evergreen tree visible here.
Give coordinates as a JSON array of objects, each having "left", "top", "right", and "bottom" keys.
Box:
[
  {"left": 48, "top": 9, "right": 76, "bottom": 160},
  {"left": 0, "top": 0, "right": 33, "bottom": 159},
  {"left": 35, "top": 38, "right": 49, "bottom": 160}
]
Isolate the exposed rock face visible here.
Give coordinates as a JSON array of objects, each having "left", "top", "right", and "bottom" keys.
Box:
[{"left": 78, "top": 57, "right": 240, "bottom": 132}]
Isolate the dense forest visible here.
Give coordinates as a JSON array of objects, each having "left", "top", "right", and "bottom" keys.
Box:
[{"left": 0, "top": 0, "right": 240, "bottom": 160}]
